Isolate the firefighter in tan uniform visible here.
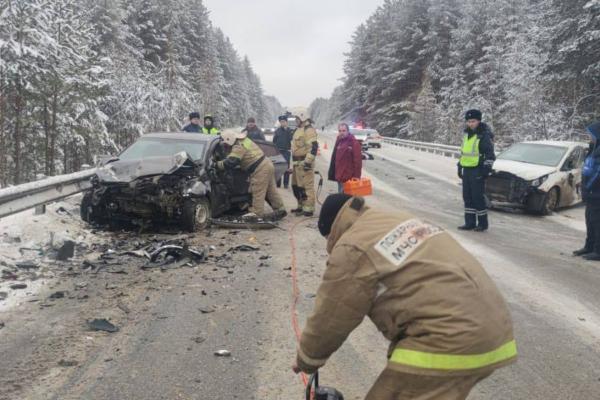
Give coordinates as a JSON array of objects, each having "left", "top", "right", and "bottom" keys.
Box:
[
  {"left": 217, "top": 129, "right": 286, "bottom": 220},
  {"left": 293, "top": 194, "right": 517, "bottom": 400},
  {"left": 291, "top": 117, "right": 319, "bottom": 216}
]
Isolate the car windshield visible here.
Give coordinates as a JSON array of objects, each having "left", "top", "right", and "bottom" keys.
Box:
[
  {"left": 119, "top": 138, "right": 207, "bottom": 161},
  {"left": 498, "top": 143, "right": 568, "bottom": 167}
]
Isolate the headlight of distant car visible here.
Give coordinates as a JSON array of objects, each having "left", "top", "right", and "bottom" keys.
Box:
[{"left": 530, "top": 175, "right": 549, "bottom": 187}]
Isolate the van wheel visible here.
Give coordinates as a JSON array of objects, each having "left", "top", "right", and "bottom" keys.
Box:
[{"left": 182, "top": 198, "right": 211, "bottom": 232}]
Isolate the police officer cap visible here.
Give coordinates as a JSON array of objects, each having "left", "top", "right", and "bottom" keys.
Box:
[
  {"left": 318, "top": 193, "right": 353, "bottom": 237},
  {"left": 465, "top": 109, "right": 482, "bottom": 121},
  {"left": 278, "top": 115, "right": 287, "bottom": 121},
  {"left": 189, "top": 112, "right": 201, "bottom": 119}
]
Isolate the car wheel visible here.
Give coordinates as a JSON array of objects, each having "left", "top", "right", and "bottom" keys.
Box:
[
  {"left": 80, "top": 192, "right": 104, "bottom": 224},
  {"left": 80, "top": 192, "right": 92, "bottom": 222},
  {"left": 182, "top": 198, "right": 211, "bottom": 232},
  {"left": 540, "top": 187, "right": 560, "bottom": 215}
]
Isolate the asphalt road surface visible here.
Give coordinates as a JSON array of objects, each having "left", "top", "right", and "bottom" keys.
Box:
[{"left": 1, "top": 138, "right": 599, "bottom": 400}]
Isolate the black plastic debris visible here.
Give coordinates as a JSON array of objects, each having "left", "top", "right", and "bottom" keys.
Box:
[
  {"left": 57, "top": 240, "right": 76, "bottom": 261},
  {"left": 10, "top": 283, "right": 27, "bottom": 290},
  {"left": 0, "top": 291, "right": 8, "bottom": 300},
  {"left": 87, "top": 318, "right": 119, "bottom": 333},
  {"left": 56, "top": 207, "right": 73, "bottom": 216},
  {"left": 0, "top": 322, "right": 4, "bottom": 329},
  {"left": 2, "top": 270, "right": 18, "bottom": 280},
  {"left": 15, "top": 261, "right": 40, "bottom": 270},
  {"left": 58, "top": 360, "right": 78, "bottom": 367},
  {"left": 49, "top": 291, "right": 67, "bottom": 300},
  {"left": 229, "top": 245, "right": 259, "bottom": 252},
  {"left": 149, "top": 245, "right": 205, "bottom": 263}
]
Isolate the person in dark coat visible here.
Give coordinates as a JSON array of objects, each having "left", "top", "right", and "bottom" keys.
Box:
[
  {"left": 182, "top": 112, "right": 202, "bottom": 133},
  {"left": 273, "top": 115, "right": 294, "bottom": 188},
  {"left": 574, "top": 121, "right": 600, "bottom": 261},
  {"left": 243, "top": 117, "right": 266, "bottom": 141},
  {"left": 457, "top": 109, "right": 496, "bottom": 232},
  {"left": 328, "top": 123, "right": 362, "bottom": 193}
]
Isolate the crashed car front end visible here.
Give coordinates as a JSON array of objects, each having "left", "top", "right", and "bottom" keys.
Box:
[
  {"left": 486, "top": 171, "right": 551, "bottom": 210},
  {"left": 85, "top": 152, "right": 208, "bottom": 225}
]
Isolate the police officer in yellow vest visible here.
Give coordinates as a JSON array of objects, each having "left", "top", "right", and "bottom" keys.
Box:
[
  {"left": 291, "top": 116, "right": 319, "bottom": 216},
  {"left": 457, "top": 109, "right": 495, "bottom": 232},
  {"left": 217, "top": 129, "right": 286, "bottom": 220},
  {"left": 202, "top": 115, "right": 220, "bottom": 135},
  {"left": 293, "top": 194, "right": 517, "bottom": 400}
]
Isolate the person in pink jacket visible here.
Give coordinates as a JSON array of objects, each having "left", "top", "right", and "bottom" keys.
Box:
[{"left": 328, "top": 123, "right": 362, "bottom": 193}]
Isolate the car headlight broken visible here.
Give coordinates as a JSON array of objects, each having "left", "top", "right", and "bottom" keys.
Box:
[{"left": 531, "top": 175, "right": 549, "bottom": 187}]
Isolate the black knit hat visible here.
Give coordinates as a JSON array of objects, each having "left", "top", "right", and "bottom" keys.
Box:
[
  {"left": 189, "top": 112, "right": 200, "bottom": 120},
  {"left": 465, "top": 109, "right": 482, "bottom": 121},
  {"left": 318, "top": 194, "right": 352, "bottom": 237}
]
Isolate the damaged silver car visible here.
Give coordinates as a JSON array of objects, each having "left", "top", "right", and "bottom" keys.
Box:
[
  {"left": 486, "top": 141, "right": 588, "bottom": 215},
  {"left": 80, "top": 133, "right": 287, "bottom": 231}
]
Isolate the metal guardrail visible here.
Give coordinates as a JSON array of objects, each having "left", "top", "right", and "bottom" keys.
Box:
[
  {"left": 0, "top": 169, "right": 97, "bottom": 219},
  {"left": 383, "top": 137, "right": 461, "bottom": 158}
]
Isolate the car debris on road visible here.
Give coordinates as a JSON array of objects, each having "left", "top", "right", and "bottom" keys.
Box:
[{"left": 87, "top": 318, "right": 119, "bottom": 333}]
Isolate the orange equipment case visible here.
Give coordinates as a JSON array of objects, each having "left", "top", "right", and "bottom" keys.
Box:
[{"left": 343, "top": 178, "right": 373, "bottom": 196}]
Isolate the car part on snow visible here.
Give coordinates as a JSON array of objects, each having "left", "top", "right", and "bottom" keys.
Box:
[{"left": 87, "top": 318, "right": 119, "bottom": 333}]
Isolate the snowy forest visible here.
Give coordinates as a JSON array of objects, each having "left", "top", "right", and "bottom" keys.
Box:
[
  {"left": 309, "top": 0, "right": 600, "bottom": 146},
  {"left": 0, "top": 0, "right": 282, "bottom": 185}
]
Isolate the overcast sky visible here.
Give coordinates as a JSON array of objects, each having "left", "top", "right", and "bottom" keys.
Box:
[{"left": 204, "top": 1, "right": 382, "bottom": 108}]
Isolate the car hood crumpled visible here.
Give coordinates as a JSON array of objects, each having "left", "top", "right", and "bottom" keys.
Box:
[
  {"left": 492, "top": 159, "right": 557, "bottom": 181},
  {"left": 96, "top": 152, "right": 196, "bottom": 183}
]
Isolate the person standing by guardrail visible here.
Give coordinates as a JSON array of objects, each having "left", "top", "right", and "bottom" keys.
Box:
[
  {"left": 328, "top": 123, "right": 362, "bottom": 193},
  {"left": 273, "top": 115, "right": 294, "bottom": 189},
  {"left": 457, "top": 109, "right": 495, "bottom": 232},
  {"left": 574, "top": 121, "right": 600, "bottom": 261}
]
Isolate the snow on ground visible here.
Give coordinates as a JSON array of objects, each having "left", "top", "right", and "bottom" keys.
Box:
[{"left": 0, "top": 195, "right": 97, "bottom": 312}]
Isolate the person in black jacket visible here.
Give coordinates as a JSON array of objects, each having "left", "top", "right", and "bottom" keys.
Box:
[
  {"left": 182, "top": 112, "right": 202, "bottom": 133},
  {"left": 574, "top": 121, "right": 600, "bottom": 261},
  {"left": 243, "top": 117, "right": 266, "bottom": 141},
  {"left": 457, "top": 109, "right": 496, "bottom": 232},
  {"left": 273, "top": 115, "right": 293, "bottom": 188}
]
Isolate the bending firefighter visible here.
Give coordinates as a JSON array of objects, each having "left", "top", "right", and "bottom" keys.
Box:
[
  {"left": 217, "top": 129, "right": 286, "bottom": 220},
  {"left": 291, "top": 116, "right": 319, "bottom": 216},
  {"left": 294, "top": 194, "right": 517, "bottom": 400}
]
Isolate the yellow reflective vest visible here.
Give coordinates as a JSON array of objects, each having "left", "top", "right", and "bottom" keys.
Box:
[
  {"left": 202, "top": 127, "right": 220, "bottom": 135},
  {"left": 459, "top": 134, "right": 481, "bottom": 168}
]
